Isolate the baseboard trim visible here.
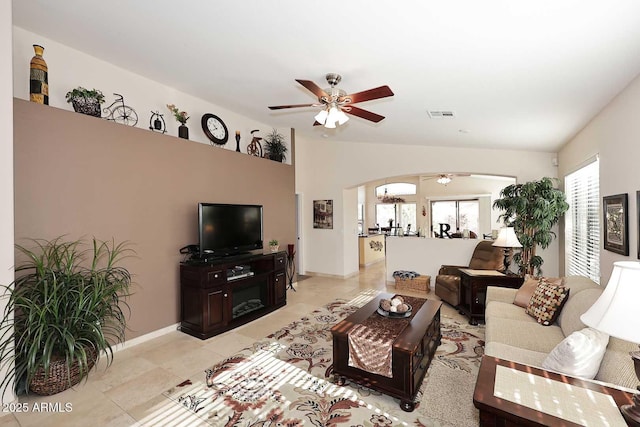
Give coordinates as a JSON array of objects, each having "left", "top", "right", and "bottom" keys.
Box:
[
  {"left": 112, "top": 322, "right": 180, "bottom": 353},
  {"left": 306, "top": 270, "right": 359, "bottom": 279}
]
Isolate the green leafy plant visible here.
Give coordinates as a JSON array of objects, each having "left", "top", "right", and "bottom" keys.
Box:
[
  {"left": 493, "top": 177, "right": 569, "bottom": 276},
  {"left": 269, "top": 239, "right": 279, "bottom": 246},
  {"left": 263, "top": 129, "right": 288, "bottom": 162},
  {"left": 0, "top": 237, "right": 134, "bottom": 397},
  {"left": 64, "top": 87, "right": 105, "bottom": 104},
  {"left": 166, "top": 104, "right": 189, "bottom": 125}
]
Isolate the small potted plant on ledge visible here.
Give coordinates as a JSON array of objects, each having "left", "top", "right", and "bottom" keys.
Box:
[
  {"left": 263, "top": 129, "right": 288, "bottom": 162},
  {"left": 269, "top": 239, "right": 279, "bottom": 252},
  {"left": 65, "top": 87, "right": 105, "bottom": 117},
  {"left": 0, "top": 237, "right": 134, "bottom": 397},
  {"left": 167, "top": 104, "right": 190, "bottom": 139}
]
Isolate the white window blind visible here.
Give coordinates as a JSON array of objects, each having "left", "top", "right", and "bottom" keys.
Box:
[{"left": 564, "top": 159, "right": 600, "bottom": 283}]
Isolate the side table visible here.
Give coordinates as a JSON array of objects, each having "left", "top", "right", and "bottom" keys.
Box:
[
  {"left": 473, "top": 356, "right": 635, "bottom": 426},
  {"left": 458, "top": 269, "right": 523, "bottom": 325}
]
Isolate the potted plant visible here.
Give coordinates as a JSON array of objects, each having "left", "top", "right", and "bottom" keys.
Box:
[
  {"left": 269, "top": 239, "right": 279, "bottom": 252},
  {"left": 65, "top": 87, "right": 105, "bottom": 117},
  {"left": 167, "top": 104, "right": 190, "bottom": 139},
  {"left": 0, "top": 237, "right": 133, "bottom": 397},
  {"left": 263, "top": 129, "right": 288, "bottom": 162},
  {"left": 493, "top": 177, "right": 569, "bottom": 276}
]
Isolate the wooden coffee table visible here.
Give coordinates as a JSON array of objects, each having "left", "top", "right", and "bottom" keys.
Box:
[
  {"left": 473, "top": 356, "right": 635, "bottom": 426},
  {"left": 331, "top": 293, "right": 442, "bottom": 411}
]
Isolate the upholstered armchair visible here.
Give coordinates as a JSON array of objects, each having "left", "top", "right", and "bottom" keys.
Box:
[{"left": 434, "top": 240, "right": 505, "bottom": 307}]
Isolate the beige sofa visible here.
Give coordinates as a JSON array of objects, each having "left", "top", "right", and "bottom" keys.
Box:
[{"left": 484, "top": 275, "right": 638, "bottom": 390}]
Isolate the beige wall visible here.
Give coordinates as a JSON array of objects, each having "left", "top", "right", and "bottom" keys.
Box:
[
  {"left": 1, "top": 0, "right": 15, "bottom": 406},
  {"left": 13, "top": 99, "right": 296, "bottom": 340},
  {"left": 295, "top": 137, "right": 560, "bottom": 278},
  {"left": 558, "top": 72, "right": 640, "bottom": 282}
]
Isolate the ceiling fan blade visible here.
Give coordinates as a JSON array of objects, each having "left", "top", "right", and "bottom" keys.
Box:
[
  {"left": 313, "top": 120, "right": 322, "bottom": 126},
  {"left": 343, "top": 105, "right": 385, "bottom": 123},
  {"left": 268, "top": 103, "right": 317, "bottom": 110},
  {"left": 295, "top": 79, "right": 329, "bottom": 99},
  {"left": 343, "top": 85, "right": 394, "bottom": 104}
]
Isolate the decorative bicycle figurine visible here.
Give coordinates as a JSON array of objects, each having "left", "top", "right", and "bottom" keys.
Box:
[
  {"left": 246, "top": 129, "right": 263, "bottom": 157},
  {"left": 103, "top": 93, "right": 138, "bottom": 126}
]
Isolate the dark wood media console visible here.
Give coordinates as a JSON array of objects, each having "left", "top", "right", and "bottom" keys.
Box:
[{"left": 179, "top": 251, "right": 287, "bottom": 339}]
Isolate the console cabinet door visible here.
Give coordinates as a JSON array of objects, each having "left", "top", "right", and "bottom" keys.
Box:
[
  {"left": 205, "top": 287, "right": 227, "bottom": 331},
  {"left": 274, "top": 271, "right": 286, "bottom": 305}
]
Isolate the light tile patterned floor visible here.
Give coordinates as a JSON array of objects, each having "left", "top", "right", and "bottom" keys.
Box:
[{"left": 0, "top": 261, "right": 440, "bottom": 426}]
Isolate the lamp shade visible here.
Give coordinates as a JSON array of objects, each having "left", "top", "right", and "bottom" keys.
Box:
[
  {"left": 581, "top": 261, "right": 640, "bottom": 344},
  {"left": 314, "top": 109, "right": 328, "bottom": 124},
  {"left": 492, "top": 227, "right": 522, "bottom": 248}
]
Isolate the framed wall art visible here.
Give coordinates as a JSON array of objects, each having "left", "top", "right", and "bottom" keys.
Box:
[
  {"left": 313, "top": 200, "right": 333, "bottom": 229},
  {"left": 603, "top": 193, "right": 628, "bottom": 255}
]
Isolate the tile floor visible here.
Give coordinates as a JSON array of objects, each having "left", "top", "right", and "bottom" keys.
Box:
[{"left": 0, "top": 262, "right": 442, "bottom": 426}]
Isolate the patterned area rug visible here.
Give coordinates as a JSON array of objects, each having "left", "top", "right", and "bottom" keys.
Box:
[{"left": 162, "top": 293, "right": 484, "bottom": 426}]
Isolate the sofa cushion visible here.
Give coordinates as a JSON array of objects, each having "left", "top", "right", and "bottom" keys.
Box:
[
  {"left": 484, "top": 341, "right": 547, "bottom": 368},
  {"left": 485, "top": 318, "right": 566, "bottom": 353},
  {"left": 526, "top": 282, "right": 570, "bottom": 326},
  {"left": 514, "top": 276, "right": 562, "bottom": 308},
  {"left": 557, "top": 288, "right": 602, "bottom": 338},
  {"left": 595, "top": 337, "right": 639, "bottom": 390},
  {"left": 541, "top": 328, "right": 609, "bottom": 380},
  {"left": 562, "top": 275, "right": 600, "bottom": 294},
  {"left": 486, "top": 301, "right": 537, "bottom": 323}
]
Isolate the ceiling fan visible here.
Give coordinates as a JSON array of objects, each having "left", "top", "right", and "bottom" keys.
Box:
[
  {"left": 421, "top": 173, "right": 471, "bottom": 185},
  {"left": 268, "top": 73, "right": 394, "bottom": 128}
]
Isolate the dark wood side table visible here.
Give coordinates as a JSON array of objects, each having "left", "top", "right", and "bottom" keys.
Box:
[
  {"left": 473, "top": 356, "right": 635, "bottom": 426},
  {"left": 458, "top": 269, "right": 523, "bottom": 325}
]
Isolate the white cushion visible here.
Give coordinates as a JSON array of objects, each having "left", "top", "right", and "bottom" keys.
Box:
[{"left": 542, "top": 327, "right": 609, "bottom": 379}]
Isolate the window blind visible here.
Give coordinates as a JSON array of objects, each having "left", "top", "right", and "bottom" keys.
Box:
[{"left": 564, "top": 159, "right": 600, "bottom": 283}]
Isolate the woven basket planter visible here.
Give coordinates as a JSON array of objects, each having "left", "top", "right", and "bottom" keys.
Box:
[
  {"left": 29, "top": 347, "right": 98, "bottom": 395},
  {"left": 395, "top": 275, "right": 431, "bottom": 293},
  {"left": 70, "top": 96, "right": 102, "bottom": 117}
]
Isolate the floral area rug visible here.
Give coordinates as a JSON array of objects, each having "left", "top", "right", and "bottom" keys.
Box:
[{"left": 161, "top": 293, "right": 484, "bottom": 426}]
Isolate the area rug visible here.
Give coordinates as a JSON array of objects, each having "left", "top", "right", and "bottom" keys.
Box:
[{"left": 162, "top": 293, "right": 484, "bottom": 426}]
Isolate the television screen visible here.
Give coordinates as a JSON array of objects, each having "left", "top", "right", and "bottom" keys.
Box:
[{"left": 199, "top": 203, "right": 263, "bottom": 257}]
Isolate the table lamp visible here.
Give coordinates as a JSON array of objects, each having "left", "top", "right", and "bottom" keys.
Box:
[
  {"left": 580, "top": 261, "right": 640, "bottom": 426},
  {"left": 492, "top": 227, "right": 522, "bottom": 274}
]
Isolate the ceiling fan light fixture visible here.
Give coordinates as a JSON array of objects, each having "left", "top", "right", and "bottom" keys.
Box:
[
  {"left": 437, "top": 175, "right": 452, "bottom": 185},
  {"left": 336, "top": 109, "right": 349, "bottom": 125},
  {"left": 314, "top": 109, "right": 329, "bottom": 124},
  {"left": 325, "top": 105, "right": 342, "bottom": 128}
]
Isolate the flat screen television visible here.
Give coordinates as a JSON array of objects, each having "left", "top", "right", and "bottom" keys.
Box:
[{"left": 198, "top": 203, "right": 263, "bottom": 257}]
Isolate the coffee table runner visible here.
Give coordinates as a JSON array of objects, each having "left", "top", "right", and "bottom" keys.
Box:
[{"left": 348, "top": 295, "right": 426, "bottom": 377}]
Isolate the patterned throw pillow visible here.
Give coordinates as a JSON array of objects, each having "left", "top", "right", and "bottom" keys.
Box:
[
  {"left": 526, "top": 281, "right": 570, "bottom": 326},
  {"left": 514, "top": 276, "right": 563, "bottom": 308}
]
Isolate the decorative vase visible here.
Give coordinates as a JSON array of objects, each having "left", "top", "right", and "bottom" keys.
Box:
[
  {"left": 270, "top": 245, "right": 279, "bottom": 253},
  {"left": 179, "top": 124, "right": 189, "bottom": 139},
  {"left": 29, "top": 44, "right": 49, "bottom": 105}
]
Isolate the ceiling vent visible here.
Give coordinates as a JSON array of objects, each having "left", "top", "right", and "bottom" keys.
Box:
[{"left": 427, "top": 110, "right": 456, "bottom": 119}]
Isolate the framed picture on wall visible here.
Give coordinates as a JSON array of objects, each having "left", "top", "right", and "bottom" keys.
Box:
[
  {"left": 603, "top": 193, "right": 628, "bottom": 256},
  {"left": 313, "top": 200, "right": 333, "bottom": 229}
]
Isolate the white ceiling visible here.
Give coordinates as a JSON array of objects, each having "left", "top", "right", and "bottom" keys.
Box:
[{"left": 12, "top": 0, "right": 640, "bottom": 152}]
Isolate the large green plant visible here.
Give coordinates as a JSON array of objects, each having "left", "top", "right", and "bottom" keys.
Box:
[
  {"left": 493, "top": 177, "right": 569, "bottom": 276},
  {"left": 263, "top": 129, "right": 288, "bottom": 162},
  {"left": 0, "top": 237, "right": 133, "bottom": 397}
]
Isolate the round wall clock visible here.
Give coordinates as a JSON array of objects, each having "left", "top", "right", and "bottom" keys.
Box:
[{"left": 201, "top": 113, "right": 229, "bottom": 145}]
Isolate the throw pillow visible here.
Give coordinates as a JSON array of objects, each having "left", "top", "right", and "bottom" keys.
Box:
[
  {"left": 513, "top": 276, "right": 563, "bottom": 308},
  {"left": 542, "top": 327, "right": 609, "bottom": 379},
  {"left": 526, "top": 282, "right": 570, "bottom": 326}
]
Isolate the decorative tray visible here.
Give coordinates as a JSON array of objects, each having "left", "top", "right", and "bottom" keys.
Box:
[{"left": 376, "top": 304, "right": 412, "bottom": 318}]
